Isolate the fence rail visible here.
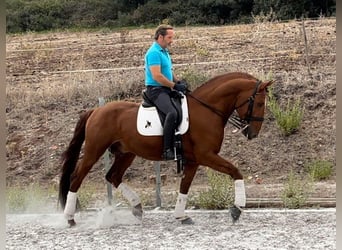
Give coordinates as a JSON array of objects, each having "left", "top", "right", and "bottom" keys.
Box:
[
  {"left": 5, "top": 52, "right": 336, "bottom": 77},
  {"left": 246, "top": 197, "right": 336, "bottom": 208}
]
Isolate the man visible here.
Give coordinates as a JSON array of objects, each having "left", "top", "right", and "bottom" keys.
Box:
[{"left": 144, "top": 24, "right": 187, "bottom": 160}]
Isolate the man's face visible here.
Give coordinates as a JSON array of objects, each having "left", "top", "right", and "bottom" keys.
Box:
[{"left": 160, "top": 29, "right": 174, "bottom": 48}]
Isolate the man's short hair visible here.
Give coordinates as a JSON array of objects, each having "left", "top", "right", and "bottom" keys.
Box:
[{"left": 154, "top": 24, "right": 173, "bottom": 40}]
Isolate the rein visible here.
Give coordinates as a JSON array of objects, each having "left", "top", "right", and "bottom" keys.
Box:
[
  {"left": 187, "top": 93, "right": 227, "bottom": 119},
  {"left": 187, "top": 80, "right": 264, "bottom": 128}
]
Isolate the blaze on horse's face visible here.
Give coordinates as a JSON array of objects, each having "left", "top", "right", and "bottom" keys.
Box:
[{"left": 236, "top": 80, "right": 274, "bottom": 140}]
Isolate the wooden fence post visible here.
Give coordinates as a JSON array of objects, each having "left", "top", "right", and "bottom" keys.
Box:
[
  {"left": 98, "top": 97, "right": 113, "bottom": 205},
  {"left": 301, "top": 18, "right": 312, "bottom": 80},
  {"left": 154, "top": 161, "right": 162, "bottom": 207}
]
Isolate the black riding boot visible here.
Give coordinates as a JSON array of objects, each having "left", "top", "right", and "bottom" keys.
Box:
[{"left": 162, "top": 113, "right": 176, "bottom": 161}]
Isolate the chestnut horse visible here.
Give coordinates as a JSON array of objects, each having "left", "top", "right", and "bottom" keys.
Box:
[{"left": 59, "top": 72, "right": 273, "bottom": 226}]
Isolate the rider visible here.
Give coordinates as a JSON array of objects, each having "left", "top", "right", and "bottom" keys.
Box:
[{"left": 144, "top": 24, "right": 187, "bottom": 161}]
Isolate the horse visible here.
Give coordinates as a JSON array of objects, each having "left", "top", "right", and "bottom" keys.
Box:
[{"left": 58, "top": 71, "right": 274, "bottom": 227}]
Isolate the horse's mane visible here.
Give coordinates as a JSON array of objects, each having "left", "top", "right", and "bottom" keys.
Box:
[{"left": 193, "top": 72, "right": 257, "bottom": 92}]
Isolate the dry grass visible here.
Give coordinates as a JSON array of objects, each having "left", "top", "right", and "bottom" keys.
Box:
[
  {"left": 5, "top": 18, "right": 336, "bottom": 203},
  {"left": 6, "top": 18, "right": 335, "bottom": 108}
]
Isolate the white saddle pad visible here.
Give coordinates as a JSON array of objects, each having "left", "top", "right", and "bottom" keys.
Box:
[{"left": 137, "top": 95, "right": 189, "bottom": 136}]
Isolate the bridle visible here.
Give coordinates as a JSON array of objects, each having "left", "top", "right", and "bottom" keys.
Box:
[
  {"left": 188, "top": 80, "right": 265, "bottom": 131},
  {"left": 229, "top": 80, "right": 265, "bottom": 130}
]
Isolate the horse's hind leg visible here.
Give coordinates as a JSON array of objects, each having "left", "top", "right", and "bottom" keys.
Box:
[
  {"left": 64, "top": 146, "right": 107, "bottom": 226},
  {"left": 105, "top": 150, "right": 143, "bottom": 219}
]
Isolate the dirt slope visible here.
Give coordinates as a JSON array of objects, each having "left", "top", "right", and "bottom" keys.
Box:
[{"left": 6, "top": 18, "right": 336, "bottom": 199}]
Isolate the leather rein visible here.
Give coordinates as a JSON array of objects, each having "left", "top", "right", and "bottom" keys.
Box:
[{"left": 187, "top": 80, "right": 264, "bottom": 128}]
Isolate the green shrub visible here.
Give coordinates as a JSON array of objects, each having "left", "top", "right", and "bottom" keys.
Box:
[
  {"left": 281, "top": 170, "right": 313, "bottom": 209},
  {"left": 132, "top": 0, "right": 178, "bottom": 25},
  {"left": 267, "top": 88, "right": 304, "bottom": 136},
  {"left": 77, "top": 183, "right": 98, "bottom": 209},
  {"left": 305, "top": 160, "right": 333, "bottom": 181},
  {"left": 6, "top": 184, "right": 55, "bottom": 213},
  {"left": 6, "top": 187, "right": 28, "bottom": 212},
  {"left": 190, "top": 168, "right": 234, "bottom": 209},
  {"left": 180, "top": 67, "right": 209, "bottom": 90},
  {"left": 7, "top": 182, "right": 100, "bottom": 212}
]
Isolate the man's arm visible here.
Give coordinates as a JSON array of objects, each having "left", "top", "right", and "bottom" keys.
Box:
[
  {"left": 172, "top": 72, "right": 180, "bottom": 83},
  {"left": 150, "top": 65, "right": 176, "bottom": 88}
]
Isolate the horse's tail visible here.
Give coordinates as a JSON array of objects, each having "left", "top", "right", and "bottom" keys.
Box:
[{"left": 58, "top": 109, "right": 94, "bottom": 209}]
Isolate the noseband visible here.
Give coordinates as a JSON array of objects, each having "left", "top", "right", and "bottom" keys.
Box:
[{"left": 229, "top": 80, "right": 264, "bottom": 130}]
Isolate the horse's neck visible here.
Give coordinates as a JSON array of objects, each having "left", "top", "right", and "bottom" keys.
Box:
[
  {"left": 194, "top": 73, "right": 254, "bottom": 96},
  {"left": 191, "top": 74, "right": 256, "bottom": 118},
  {"left": 192, "top": 78, "right": 241, "bottom": 108}
]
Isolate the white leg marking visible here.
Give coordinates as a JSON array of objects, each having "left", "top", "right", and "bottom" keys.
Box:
[
  {"left": 234, "top": 179, "right": 246, "bottom": 207},
  {"left": 64, "top": 191, "right": 77, "bottom": 220},
  {"left": 118, "top": 183, "right": 141, "bottom": 207},
  {"left": 174, "top": 193, "right": 188, "bottom": 219}
]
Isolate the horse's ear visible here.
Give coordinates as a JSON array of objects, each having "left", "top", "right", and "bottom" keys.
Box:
[{"left": 258, "top": 80, "right": 274, "bottom": 92}]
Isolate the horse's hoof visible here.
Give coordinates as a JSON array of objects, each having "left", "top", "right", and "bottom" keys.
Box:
[
  {"left": 68, "top": 219, "right": 76, "bottom": 227},
  {"left": 177, "top": 172, "right": 184, "bottom": 178},
  {"left": 132, "top": 204, "right": 143, "bottom": 220},
  {"left": 177, "top": 216, "right": 195, "bottom": 225},
  {"left": 230, "top": 205, "right": 242, "bottom": 223}
]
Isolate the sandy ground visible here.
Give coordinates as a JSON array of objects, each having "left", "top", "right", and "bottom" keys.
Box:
[{"left": 6, "top": 208, "right": 335, "bottom": 250}]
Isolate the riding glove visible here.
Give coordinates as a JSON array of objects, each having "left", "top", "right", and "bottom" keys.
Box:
[{"left": 174, "top": 80, "right": 188, "bottom": 93}]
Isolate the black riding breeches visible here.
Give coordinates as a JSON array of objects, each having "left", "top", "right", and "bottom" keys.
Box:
[{"left": 145, "top": 86, "right": 178, "bottom": 150}]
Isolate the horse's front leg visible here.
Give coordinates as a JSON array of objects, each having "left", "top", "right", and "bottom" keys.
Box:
[
  {"left": 174, "top": 162, "right": 199, "bottom": 225},
  {"left": 197, "top": 152, "right": 246, "bottom": 223}
]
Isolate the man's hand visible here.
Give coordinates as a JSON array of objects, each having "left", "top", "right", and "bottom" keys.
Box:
[
  {"left": 174, "top": 80, "right": 188, "bottom": 93},
  {"left": 177, "top": 80, "right": 188, "bottom": 86}
]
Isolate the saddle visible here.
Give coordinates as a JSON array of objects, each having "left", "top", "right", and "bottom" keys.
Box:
[
  {"left": 139, "top": 89, "right": 187, "bottom": 175},
  {"left": 141, "top": 89, "right": 183, "bottom": 128}
]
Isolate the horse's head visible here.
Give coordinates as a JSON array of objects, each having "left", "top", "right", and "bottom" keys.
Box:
[{"left": 230, "top": 79, "right": 274, "bottom": 140}]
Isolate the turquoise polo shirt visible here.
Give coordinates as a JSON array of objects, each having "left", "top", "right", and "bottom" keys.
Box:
[{"left": 145, "top": 42, "right": 173, "bottom": 86}]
